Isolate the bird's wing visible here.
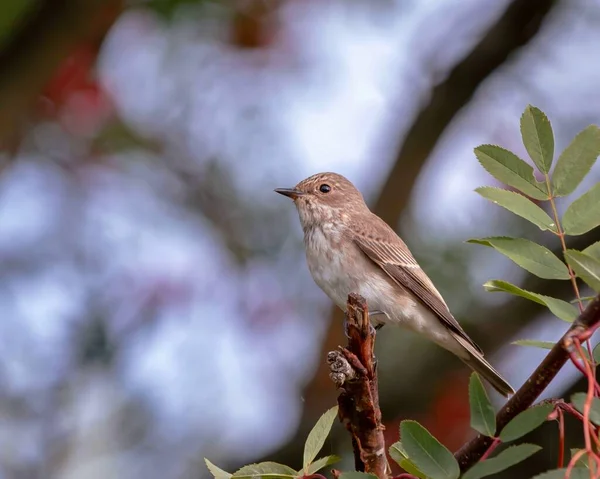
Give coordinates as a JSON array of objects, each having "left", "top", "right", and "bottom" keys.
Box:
[{"left": 352, "top": 219, "right": 483, "bottom": 354}]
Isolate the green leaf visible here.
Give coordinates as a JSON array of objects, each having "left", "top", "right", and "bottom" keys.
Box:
[
  {"left": 338, "top": 473, "right": 379, "bottom": 479},
  {"left": 400, "top": 420, "right": 460, "bottom": 479},
  {"left": 512, "top": 340, "right": 555, "bottom": 350},
  {"left": 571, "top": 393, "right": 600, "bottom": 426},
  {"left": 467, "top": 237, "right": 570, "bottom": 280},
  {"left": 552, "top": 125, "right": 600, "bottom": 196},
  {"left": 205, "top": 459, "right": 233, "bottom": 479},
  {"left": 475, "top": 187, "right": 557, "bottom": 232},
  {"left": 520, "top": 105, "right": 555, "bottom": 174},
  {"left": 474, "top": 145, "right": 547, "bottom": 200},
  {"left": 515, "top": 339, "right": 591, "bottom": 361},
  {"left": 148, "top": 0, "right": 228, "bottom": 20},
  {"left": 483, "top": 279, "right": 578, "bottom": 322},
  {"left": 499, "top": 403, "right": 554, "bottom": 442},
  {"left": 303, "top": 405, "right": 338, "bottom": 469},
  {"left": 572, "top": 296, "right": 598, "bottom": 304},
  {"left": 563, "top": 183, "right": 600, "bottom": 235},
  {"left": 593, "top": 343, "right": 600, "bottom": 363},
  {"left": 571, "top": 449, "right": 589, "bottom": 469},
  {"left": 304, "top": 455, "right": 341, "bottom": 475},
  {"left": 389, "top": 442, "right": 427, "bottom": 479},
  {"left": 532, "top": 468, "right": 591, "bottom": 479},
  {"left": 234, "top": 463, "right": 296, "bottom": 478},
  {"left": 462, "top": 443, "right": 542, "bottom": 479},
  {"left": 584, "top": 241, "right": 600, "bottom": 260},
  {"left": 565, "top": 250, "right": 600, "bottom": 292},
  {"left": 469, "top": 373, "right": 496, "bottom": 437}
]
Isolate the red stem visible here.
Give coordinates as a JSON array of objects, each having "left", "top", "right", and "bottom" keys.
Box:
[
  {"left": 558, "top": 408, "right": 565, "bottom": 468},
  {"left": 479, "top": 437, "right": 501, "bottom": 462}
]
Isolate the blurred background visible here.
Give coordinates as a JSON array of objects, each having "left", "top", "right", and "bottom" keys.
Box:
[{"left": 1, "top": 0, "right": 600, "bottom": 478}]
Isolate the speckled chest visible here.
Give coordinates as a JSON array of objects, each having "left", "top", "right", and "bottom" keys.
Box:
[{"left": 303, "top": 222, "right": 361, "bottom": 308}]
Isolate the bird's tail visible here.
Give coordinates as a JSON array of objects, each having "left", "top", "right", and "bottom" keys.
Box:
[{"left": 454, "top": 335, "right": 515, "bottom": 398}]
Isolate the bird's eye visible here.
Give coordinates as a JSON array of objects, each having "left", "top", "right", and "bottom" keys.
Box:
[{"left": 319, "top": 184, "right": 331, "bottom": 193}]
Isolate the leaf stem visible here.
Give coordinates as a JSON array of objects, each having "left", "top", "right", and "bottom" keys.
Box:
[
  {"left": 544, "top": 174, "right": 584, "bottom": 313},
  {"left": 479, "top": 437, "right": 501, "bottom": 462},
  {"left": 544, "top": 174, "right": 598, "bottom": 377}
]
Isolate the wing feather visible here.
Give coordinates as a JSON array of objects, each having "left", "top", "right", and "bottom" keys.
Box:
[{"left": 352, "top": 222, "right": 483, "bottom": 354}]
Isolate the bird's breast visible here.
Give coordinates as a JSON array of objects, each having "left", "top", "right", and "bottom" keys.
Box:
[
  {"left": 303, "top": 225, "right": 416, "bottom": 323},
  {"left": 304, "top": 224, "right": 355, "bottom": 307}
]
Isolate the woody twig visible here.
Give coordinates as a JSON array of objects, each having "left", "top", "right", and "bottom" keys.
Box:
[{"left": 328, "top": 293, "right": 389, "bottom": 479}]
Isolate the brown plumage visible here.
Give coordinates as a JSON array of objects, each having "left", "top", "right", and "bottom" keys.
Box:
[{"left": 275, "top": 172, "right": 514, "bottom": 397}]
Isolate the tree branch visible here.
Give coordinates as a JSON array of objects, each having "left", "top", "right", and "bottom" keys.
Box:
[
  {"left": 328, "top": 293, "right": 388, "bottom": 479},
  {"left": 455, "top": 293, "right": 600, "bottom": 472}
]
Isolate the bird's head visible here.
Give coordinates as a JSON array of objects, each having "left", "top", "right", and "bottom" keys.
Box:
[{"left": 275, "top": 172, "right": 367, "bottom": 228}]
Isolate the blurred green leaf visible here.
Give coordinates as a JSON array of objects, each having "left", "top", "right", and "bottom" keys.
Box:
[
  {"left": 474, "top": 145, "right": 547, "bottom": 200},
  {"left": 583, "top": 241, "right": 600, "bottom": 260},
  {"left": 0, "top": 0, "right": 37, "bottom": 50},
  {"left": 400, "top": 420, "right": 460, "bottom": 479},
  {"left": 462, "top": 444, "right": 542, "bottom": 479},
  {"left": 303, "top": 405, "right": 338, "bottom": 469},
  {"left": 499, "top": 403, "right": 554, "bottom": 442},
  {"left": 571, "top": 393, "right": 600, "bottom": 426},
  {"left": 513, "top": 340, "right": 555, "bottom": 350},
  {"left": 515, "top": 339, "right": 591, "bottom": 361},
  {"left": 338, "top": 473, "right": 379, "bottom": 479},
  {"left": 205, "top": 459, "right": 233, "bottom": 479},
  {"left": 234, "top": 463, "right": 296, "bottom": 478},
  {"left": 572, "top": 296, "right": 598, "bottom": 304},
  {"left": 389, "top": 442, "right": 427, "bottom": 479},
  {"left": 468, "top": 237, "right": 570, "bottom": 280},
  {"left": 593, "top": 344, "right": 600, "bottom": 363},
  {"left": 552, "top": 125, "right": 600, "bottom": 196},
  {"left": 92, "top": 119, "right": 162, "bottom": 154},
  {"left": 532, "top": 469, "right": 590, "bottom": 479},
  {"left": 570, "top": 449, "right": 589, "bottom": 469},
  {"left": 563, "top": 183, "right": 600, "bottom": 235},
  {"left": 147, "top": 0, "right": 225, "bottom": 20},
  {"left": 565, "top": 250, "right": 600, "bottom": 292},
  {"left": 520, "top": 105, "right": 554, "bottom": 174},
  {"left": 469, "top": 373, "right": 496, "bottom": 437},
  {"left": 475, "top": 187, "right": 556, "bottom": 232},
  {"left": 483, "top": 279, "right": 578, "bottom": 322},
  {"left": 304, "top": 455, "right": 340, "bottom": 475}
]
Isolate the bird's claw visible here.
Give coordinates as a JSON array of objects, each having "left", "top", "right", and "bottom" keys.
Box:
[
  {"left": 370, "top": 310, "right": 386, "bottom": 333},
  {"left": 344, "top": 311, "right": 385, "bottom": 337},
  {"left": 343, "top": 316, "right": 351, "bottom": 338}
]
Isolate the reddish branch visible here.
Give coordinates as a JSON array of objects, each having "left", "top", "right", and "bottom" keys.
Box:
[
  {"left": 455, "top": 294, "right": 600, "bottom": 472},
  {"left": 328, "top": 293, "right": 388, "bottom": 479}
]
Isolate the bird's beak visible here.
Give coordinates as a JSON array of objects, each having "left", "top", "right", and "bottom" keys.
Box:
[{"left": 274, "top": 188, "right": 304, "bottom": 199}]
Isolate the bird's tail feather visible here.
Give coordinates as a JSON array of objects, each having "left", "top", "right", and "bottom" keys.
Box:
[{"left": 453, "top": 335, "right": 515, "bottom": 398}]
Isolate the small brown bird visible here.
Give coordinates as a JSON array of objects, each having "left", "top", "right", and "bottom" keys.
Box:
[{"left": 275, "top": 172, "right": 514, "bottom": 397}]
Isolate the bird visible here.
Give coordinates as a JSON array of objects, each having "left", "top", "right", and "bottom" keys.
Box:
[{"left": 275, "top": 172, "right": 514, "bottom": 397}]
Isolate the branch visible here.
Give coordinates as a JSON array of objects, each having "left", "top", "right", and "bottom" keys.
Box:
[
  {"left": 455, "top": 293, "right": 600, "bottom": 472},
  {"left": 328, "top": 293, "right": 388, "bottom": 479}
]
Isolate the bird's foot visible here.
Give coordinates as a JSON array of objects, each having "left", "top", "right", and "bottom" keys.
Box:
[
  {"left": 370, "top": 310, "right": 387, "bottom": 333},
  {"left": 343, "top": 310, "right": 386, "bottom": 337},
  {"left": 343, "top": 316, "right": 351, "bottom": 339}
]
